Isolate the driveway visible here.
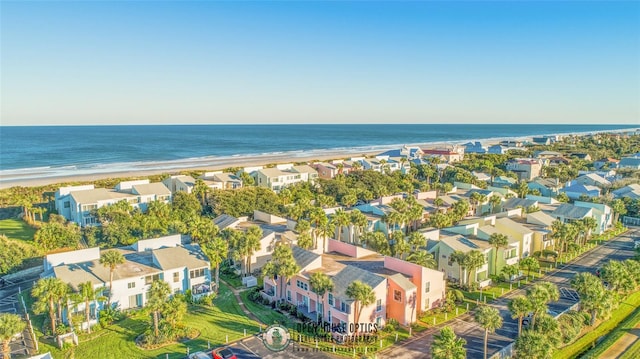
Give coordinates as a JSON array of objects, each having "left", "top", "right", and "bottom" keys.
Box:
[{"left": 381, "top": 227, "right": 640, "bottom": 359}]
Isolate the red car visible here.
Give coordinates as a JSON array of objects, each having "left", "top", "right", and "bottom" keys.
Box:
[{"left": 212, "top": 348, "right": 237, "bottom": 359}]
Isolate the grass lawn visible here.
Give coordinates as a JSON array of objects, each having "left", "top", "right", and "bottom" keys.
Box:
[
  {"left": 25, "top": 282, "right": 260, "bottom": 359},
  {"left": 580, "top": 304, "right": 640, "bottom": 359},
  {"left": 619, "top": 339, "right": 640, "bottom": 359},
  {"left": 220, "top": 271, "right": 243, "bottom": 289},
  {"left": 419, "top": 303, "right": 472, "bottom": 328},
  {"left": 239, "top": 290, "right": 291, "bottom": 327},
  {"left": 0, "top": 218, "right": 36, "bottom": 242},
  {"left": 552, "top": 290, "right": 640, "bottom": 359}
]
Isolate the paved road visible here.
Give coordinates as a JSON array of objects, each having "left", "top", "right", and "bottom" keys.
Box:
[
  {"left": 0, "top": 268, "right": 43, "bottom": 358},
  {"left": 381, "top": 227, "right": 639, "bottom": 359}
]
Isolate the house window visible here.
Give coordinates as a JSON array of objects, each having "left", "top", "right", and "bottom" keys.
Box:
[
  {"left": 393, "top": 290, "right": 402, "bottom": 303},
  {"left": 128, "top": 282, "right": 135, "bottom": 289},
  {"left": 328, "top": 293, "right": 334, "bottom": 306},
  {"left": 296, "top": 280, "right": 308, "bottom": 291},
  {"left": 425, "top": 298, "right": 430, "bottom": 309},
  {"left": 376, "top": 317, "right": 382, "bottom": 326},
  {"left": 425, "top": 282, "right": 430, "bottom": 293},
  {"left": 64, "top": 201, "right": 70, "bottom": 208},
  {"left": 145, "top": 274, "right": 161, "bottom": 285},
  {"left": 173, "top": 272, "right": 180, "bottom": 283},
  {"left": 287, "top": 290, "right": 291, "bottom": 301},
  {"left": 190, "top": 268, "right": 205, "bottom": 279},
  {"left": 376, "top": 299, "right": 382, "bottom": 312}
]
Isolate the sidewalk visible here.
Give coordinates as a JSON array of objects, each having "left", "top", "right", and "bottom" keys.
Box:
[{"left": 220, "top": 279, "right": 265, "bottom": 326}]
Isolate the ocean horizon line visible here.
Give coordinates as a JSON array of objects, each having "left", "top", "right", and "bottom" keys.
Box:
[{"left": 1, "top": 123, "right": 639, "bottom": 128}]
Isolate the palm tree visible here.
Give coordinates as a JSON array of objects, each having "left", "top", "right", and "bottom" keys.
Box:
[
  {"left": 488, "top": 233, "right": 509, "bottom": 276},
  {"left": 332, "top": 209, "right": 350, "bottom": 242},
  {"left": 450, "top": 251, "right": 467, "bottom": 285},
  {"left": 200, "top": 235, "right": 228, "bottom": 293},
  {"left": 571, "top": 272, "right": 610, "bottom": 325},
  {"left": 433, "top": 197, "right": 445, "bottom": 211},
  {"left": 242, "top": 226, "right": 262, "bottom": 275},
  {"left": 610, "top": 198, "right": 627, "bottom": 224},
  {"left": 580, "top": 217, "right": 598, "bottom": 245},
  {"left": 519, "top": 257, "right": 540, "bottom": 279},
  {"left": 431, "top": 326, "right": 467, "bottom": 359},
  {"left": 392, "top": 231, "right": 410, "bottom": 259},
  {"left": 408, "top": 232, "right": 426, "bottom": 251},
  {"left": 516, "top": 181, "right": 529, "bottom": 198},
  {"left": 0, "top": 313, "right": 26, "bottom": 359},
  {"left": 297, "top": 232, "right": 314, "bottom": 250},
  {"left": 474, "top": 305, "right": 503, "bottom": 359},
  {"left": 526, "top": 282, "right": 559, "bottom": 327},
  {"left": 270, "top": 245, "right": 301, "bottom": 301},
  {"left": 464, "top": 250, "right": 487, "bottom": 287},
  {"left": 146, "top": 280, "right": 171, "bottom": 337},
  {"left": 77, "top": 281, "right": 105, "bottom": 333},
  {"left": 350, "top": 210, "right": 368, "bottom": 244},
  {"left": 346, "top": 281, "right": 376, "bottom": 332},
  {"left": 514, "top": 330, "right": 554, "bottom": 359},
  {"left": 509, "top": 296, "right": 532, "bottom": 336},
  {"left": 489, "top": 195, "right": 502, "bottom": 214},
  {"left": 32, "top": 277, "right": 66, "bottom": 334},
  {"left": 308, "top": 206, "right": 327, "bottom": 249},
  {"left": 309, "top": 273, "right": 334, "bottom": 323},
  {"left": 99, "top": 250, "right": 125, "bottom": 307},
  {"left": 406, "top": 250, "right": 437, "bottom": 269},
  {"left": 316, "top": 220, "right": 335, "bottom": 253}
]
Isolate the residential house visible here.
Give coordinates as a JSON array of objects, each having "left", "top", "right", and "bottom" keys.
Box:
[
  {"left": 549, "top": 203, "right": 595, "bottom": 228},
  {"left": 619, "top": 157, "right": 640, "bottom": 170},
  {"left": 572, "top": 173, "right": 611, "bottom": 188},
  {"left": 574, "top": 201, "right": 613, "bottom": 234},
  {"left": 201, "top": 171, "right": 243, "bottom": 189},
  {"left": 251, "top": 164, "right": 318, "bottom": 192},
  {"left": 506, "top": 159, "right": 544, "bottom": 181},
  {"left": 492, "top": 176, "right": 517, "bottom": 189},
  {"left": 532, "top": 137, "right": 552, "bottom": 146},
  {"left": 162, "top": 175, "right": 197, "bottom": 193},
  {"left": 492, "top": 217, "right": 534, "bottom": 258},
  {"left": 44, "top": 235, "right": 211, "bottom": 328},
  {"left": 502, "top": 198, "right": 539, "bottom": 212},
  {"left": 472, "top": 171, "right": 492, "bottom": 182},
  {"left": 524, "top": 211, "right": 556, "bottom": 253},
  {"left": 528, "top": 178, "right": 564, "bottom": 197},
  {"left": 436, "top": 234, "right": 492, "bottom": 288},
  {"left": 534, "top": 150, "right": 562, "bottom": 159},
  {"left": 464, "top": 142, "right": 487, "bottom": 154},
  {"left": 263, "top": 243, "right": 446, "bottom": 333},
  {"left": 594, "top": 158, "right": 620, "bottom": 170},
  {"left": 476, "top": 225, "right": 521, "bottom": 276},
  {"left": 421, "top": 146, "right": 465, "bottom": 163},
  {"left": 612, "top": 184, "right": 640, "bottom": 199},
  {"left": 559, "top": 183, "right": 601, "bottom": 200},
  {"left": 55, "top": 180, "right": 171, "bottom": 227},
  {"left": 313, "top": 162, "right": 339, "bottom": 179}
]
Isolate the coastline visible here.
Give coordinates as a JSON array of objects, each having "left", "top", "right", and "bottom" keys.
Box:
[{"left": 0, "top": 128, "right": 634, "bottom": 190}]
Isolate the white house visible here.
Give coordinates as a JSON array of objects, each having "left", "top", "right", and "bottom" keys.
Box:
[
  {"left": 251, "top": 164, "right": 318, "bottom": 192},
  {"left": 44, "top": 235, "right": 211, "bottom": 322},
  {"left": 55, "top": 180, "right": 171, "bottom": 227}
]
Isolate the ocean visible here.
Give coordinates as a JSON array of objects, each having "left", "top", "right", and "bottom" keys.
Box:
[{"left": 0, "top": 124, "right": 636, "bottom": 182}]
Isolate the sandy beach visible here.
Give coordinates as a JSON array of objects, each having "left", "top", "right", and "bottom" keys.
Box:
[
  {"left": 0, "top": 149, "right": 382, "bottom": 189},
  {"left": 0, "top": 128, "right": 633, "bottom": 190}
]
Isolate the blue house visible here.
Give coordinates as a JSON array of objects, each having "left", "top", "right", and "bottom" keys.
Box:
[
  {"left": 464, "top": 142, "right": 487, "bottom": 154},
  {"left": 560, "top": 183, "right": 601, "bottom": 200}
]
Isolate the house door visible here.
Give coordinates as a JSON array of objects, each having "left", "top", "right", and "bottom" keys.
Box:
[{"left": 302, "top": 296, "right": 309, "bottom": 308}]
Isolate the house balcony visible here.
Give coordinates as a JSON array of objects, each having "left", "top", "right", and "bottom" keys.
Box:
[
  {"left": 478, "top": 278, "right": 492, "bottom": 288},
  {"left": 297, "top": 304, "right": 317, "bottom": 321},
  {"left": 261, "top": 289, "right": 276, "bottom": 303},
  {"left": 191, "top": 282, "right": 212, "bottom": 298},
  {"left": 506, "top": 256, "right": 519, "bottom": 266}
]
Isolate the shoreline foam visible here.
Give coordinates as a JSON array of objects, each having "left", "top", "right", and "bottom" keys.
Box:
[{"left": 0, "top": 128, "right": 635, "bottom": 189}]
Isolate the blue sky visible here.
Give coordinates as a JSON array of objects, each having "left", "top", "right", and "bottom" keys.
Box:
[{"left": 1, "top": 1, "right": 639, "bottom": 125}]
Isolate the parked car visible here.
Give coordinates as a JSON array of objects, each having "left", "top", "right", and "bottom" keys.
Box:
[{"left": 212, "top": 348, "right": 237, "bottom": 359}]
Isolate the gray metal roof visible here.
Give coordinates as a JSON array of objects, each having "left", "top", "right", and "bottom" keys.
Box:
[
  {"left": 388, "top": 273, "right": 416, "bottom": 291},
  {"left": 551, "top": 203, "right": 592, "bottom": 219},
  {"left": 213, "top": 214, "right": 239, "bottom": 230},
  {"left": 332, "top": 265, "right": 386, "bottom": 302},
  {"left": 503, "top": 198, "right": 537, "bottom": 210},
  {"left": 153, "top": 245, "right": 210, "bottom": 271},
  {"left": 292, "top": 246, "right": 321, "bottom": 270}
]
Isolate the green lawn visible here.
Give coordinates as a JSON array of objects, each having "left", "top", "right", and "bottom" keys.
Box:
[
  {"left": 239, "top": 290, "right": 290, "bottom": 326},
  {"left": 0, "top": 218, "right": 36, "bottom": 242},
  {"left": 552, "top": 290, "right": 640, "bottom": 359},
  {"left": 25, "top": 282, "right": 260, "bottom": 359},
  {"left": 581, "top": 304, "right": 640, "bottom": 359},
  {"left": 619, "top": 339, "right": 640, "bottom": 359},
  {"left": 220, "top": 271, "right": 243, "bottom": 289}
]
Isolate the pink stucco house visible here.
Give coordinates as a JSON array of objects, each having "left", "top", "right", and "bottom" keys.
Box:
[{"left": 262, "top": 240, "right": 446, "bottom": 335}]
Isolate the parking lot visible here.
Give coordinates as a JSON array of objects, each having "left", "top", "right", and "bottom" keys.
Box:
[{"left": 225, "top": 335, "right": 339, "bottom": 359}]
